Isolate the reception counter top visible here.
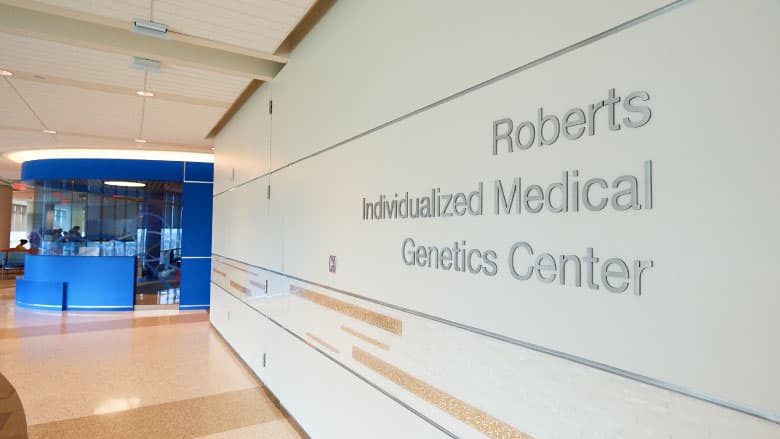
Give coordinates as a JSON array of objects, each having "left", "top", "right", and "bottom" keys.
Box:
[{"left": 16, "top": 255, "right": 135, "bottom": 311}]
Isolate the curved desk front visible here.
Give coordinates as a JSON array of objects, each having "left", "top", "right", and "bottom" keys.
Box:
[{"left": 16, "top": 255, "right": 135, "bottom": 311}]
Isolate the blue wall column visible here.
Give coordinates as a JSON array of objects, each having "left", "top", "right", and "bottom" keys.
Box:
[{"left": 179, "top": 162, "right": 214, "bottom": 310}]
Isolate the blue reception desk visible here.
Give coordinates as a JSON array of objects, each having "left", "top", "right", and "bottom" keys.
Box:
[
  {"left": 16, "top": 255, "right": 135, "bottom": 311},
  {"left": 18, "top": 158, "right": 214, "bottom": 311}
]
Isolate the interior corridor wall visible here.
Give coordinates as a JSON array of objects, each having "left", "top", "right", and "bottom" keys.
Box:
[{"left": 211, "top": 1, "right": 780, "bottom": 437}]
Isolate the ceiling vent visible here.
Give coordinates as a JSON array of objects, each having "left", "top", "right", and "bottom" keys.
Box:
[
  {"left": 132, "top": 19, "right": 169, "bottom": 39},
  {"left": 132, "top": 56, "right": 162, "bottom": 73}
]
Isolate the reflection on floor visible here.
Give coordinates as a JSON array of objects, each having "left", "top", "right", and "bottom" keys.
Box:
[
  {"left": 0, "top": 279, "right": 305, "bottom": 439},
  {"left": 134, "top": 288, "right": 180, "bottom": 306},
  {"left": 136, "top": 278, "right": 180, "bottom": 306}
]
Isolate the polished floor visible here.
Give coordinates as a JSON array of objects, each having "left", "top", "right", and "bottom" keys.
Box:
[{"left": 0, "top": 279, "right": 305, "bottom": 438}]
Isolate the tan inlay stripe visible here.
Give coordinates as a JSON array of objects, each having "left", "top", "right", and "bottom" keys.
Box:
[
  {"left": 340, "top": 325, "right": 390, "bottom": 351},
  {"left": 212, "top": 268, "right": 227, "bottom": 277},
  {"left": 26, "top": 387, "right": 291, "bottom": 439},
  {"left": 250, "top": 280, "right": 266, "bottom": 291},
  {"left": 305, "top": 332, "right": 339, "bottom": 354},
  {"left": 292, "top": 287, "right": 403, "bottom": 335},
  {"left": 230, "top": 281, "right": 250, "bottom": 295},
  {"left": 352, "top": 347, "right": 533, "bottom": 439},
  {"left": 0, "top": 372, "right": 28, "bottom": 439},
  {"left": 0, "top": 312, "right": 208, "bottom": 340},
  {"left": 221, "top": 261, "right": 259, "bottom": 277}
]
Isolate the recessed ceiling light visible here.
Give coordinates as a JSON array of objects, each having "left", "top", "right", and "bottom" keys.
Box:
[
  {"left": 136, "top": 90, "right": 154, "bottom": 97},
  {"left": 105, "top": 181, "right": 146, "bottom": 188},
  {"left": 0, "top": 70, "right": 12, "bottom": 77},
  {"left": 134, "top": 138, "right": 147, "bottom": 143},
  {"left": 42, "top": 129, "right": 57, "bottom": 134}
]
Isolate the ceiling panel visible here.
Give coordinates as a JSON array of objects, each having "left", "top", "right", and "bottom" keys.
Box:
[
  {"left": 13, "top": 81, "right": 143, "bottom": 139},
  {"left": 0, "top": 80, "right": 44, "bottom": 130},
  {"left": 0, "top": 0, "right": 318, "bottom": 177},
  {"left": 0, "top": 32, "right": 145, "bottom": 89},
  {"left": 0, "top": 128, "right": 56, "bottom": 151},
  {"left": 55, "top": 133, "right": 208, "bottom": 152},
  {"left": 145, "top": 64, "right": 250, "bottom": 103},
  {"left": 52, "top": 134, "right": 139, "bottom": 148},
  {"left": 153, "top": 0, "right": 316, "bottom": 53},
  {"left": 141, "top": 99, "right": 222, "bottom": 146},
  {"left": 31, "top": 0, "right": 151, "bottom": 22},
  {"left": 0, "top": 163, "right": 22, "bottom": 180}
]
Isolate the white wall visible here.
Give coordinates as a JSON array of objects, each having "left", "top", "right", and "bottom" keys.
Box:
[{"left": 212, "top": 1, "right": 780, "bottom": 437}]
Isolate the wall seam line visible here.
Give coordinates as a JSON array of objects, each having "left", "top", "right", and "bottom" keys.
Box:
[
  {"left": 210, "top": 253, "right": 780, "bottom": 425},
  {"left": 210, "top": 281, "right": 459, "bottom": 438},
  {"left": 213, "top": 0, "right": 690, "bottom": 197}
]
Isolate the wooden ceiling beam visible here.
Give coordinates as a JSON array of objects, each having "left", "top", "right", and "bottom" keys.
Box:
[{"left": 0, "top": 3, "right": 285, "bottom": 81}]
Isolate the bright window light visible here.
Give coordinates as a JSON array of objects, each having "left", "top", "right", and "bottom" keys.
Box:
[
  {"left": 105, "top": 181, "right": 146, "bottom": 188},
  {"left": 5, "top": 148, "right": 214, "bottom": 164}
]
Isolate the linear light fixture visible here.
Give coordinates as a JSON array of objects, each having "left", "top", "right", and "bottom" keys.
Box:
[
  {"left": 132, "top": 19, "right": 169, "bottom": 39},
  {"left": 136, "top": 90, "right": 154, "bottom": 97},
  {"left": 105, "top": 181, "right": 146, "bottom": 188},
  {"left": 42, "top": 129, "right": 57, "bottom": 134},
  {"left": 0, "top": 69, "right": 12, "bottom": 77},
  {"left": 5, "top": 148, "right": 214, "bottom": 164}
]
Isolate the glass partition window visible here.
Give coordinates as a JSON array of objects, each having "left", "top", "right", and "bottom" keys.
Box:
[{"left": 29, "top": 179, "right": 183, "bottom": 304}]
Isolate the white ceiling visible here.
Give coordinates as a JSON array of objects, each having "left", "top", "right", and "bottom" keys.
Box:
[
  {"left": 30, "top": 0, "right": 315, "bottom": 53},
  {"left": 0, "top": 0, "right": 316, "bottom": 179}
]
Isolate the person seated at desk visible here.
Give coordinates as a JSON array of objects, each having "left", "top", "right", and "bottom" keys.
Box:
[
  {"left": 69, "top": 226, "right": 84, "bottom": 242},
  {"left": 14, "top": 239, "right": 28, "bottom": 250}
]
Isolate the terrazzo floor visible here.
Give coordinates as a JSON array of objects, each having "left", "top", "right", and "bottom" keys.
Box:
[{"left": 0, "top": 279, "right": 305, "bottom": 438}]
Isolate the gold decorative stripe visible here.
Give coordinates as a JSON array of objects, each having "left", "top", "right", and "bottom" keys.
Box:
[
  {"left": 305, "top": 332, "right": 339, "bottom": 354},
  {"left": 352, "top": 347, "right": 533, "bottom": 439},
  {"left": 221, "top": 261, "right": 259, "bottom": 277},
  {"left": 250, "top": 280, "right": 266, "bottom": 291},
  {"left": 230, "top": 281, "right": 249, "bottom": 295},
  {"left": 291, "top": 287, "right": 403, "bottom": 335},
  {"left": 340, "top": 325, "right": 390, "bottom": 351},
  {"left": 212, "top": 268, "right": 227, "bottom": 277}
]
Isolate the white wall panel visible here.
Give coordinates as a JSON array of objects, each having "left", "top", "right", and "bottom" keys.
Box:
[
  {"left": 270, "top": 0, "right": 780, "bottom": 414},
  {"left": 210, "top": 285, "right": 448, "bottom": 438},
  {"left": 211, "top": 258, "right": 780, "bottom": 438},
  {"left": 212, "top": 175, "right": 283, "bottom": 272},
  {"left": 269, "top": 0, "right": 670, "bottom": 172},
  {"left": 213, "top": 84, "right": 272, "bottom": 194},
  {"left": 213, "top": 0, "right": 780, "bottom": 436}
]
